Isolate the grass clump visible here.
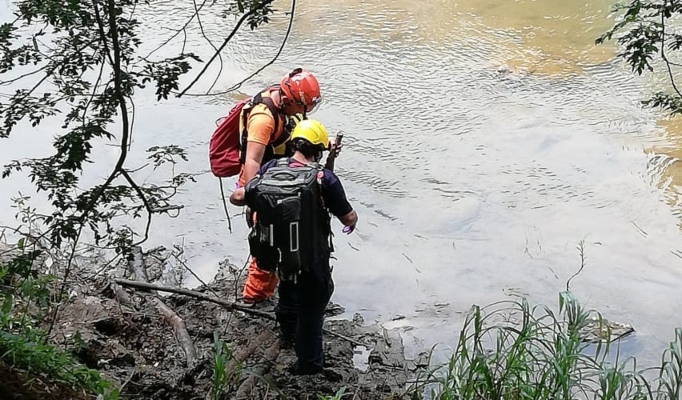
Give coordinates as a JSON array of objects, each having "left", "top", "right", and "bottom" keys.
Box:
[
  {"left": 412, "top": 291, "right": 682, "bottom": 400},
  {"left": 0, "top": 236, "right": 118, "bottom": 400}
]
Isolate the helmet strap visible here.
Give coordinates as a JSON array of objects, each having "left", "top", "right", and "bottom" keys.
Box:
[{"left": 313, "top": 148, "right": 324, "bottom": 162}]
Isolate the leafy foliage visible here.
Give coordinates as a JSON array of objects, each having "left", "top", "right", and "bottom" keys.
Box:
[
  {"left": 596, "top": 0, "right": 682, "bottom": 115},
  {"left": 1, "top": 0, "right": 199, "bottom": 253},
  {"left": 230, "top": 0, "right": 276, "bottom": 29},
  {"left": 0, "top": 0, "right": 283, "bottom": 396}
]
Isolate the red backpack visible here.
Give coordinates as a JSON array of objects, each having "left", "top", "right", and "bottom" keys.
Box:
[{"left": 208, "top": 92, "right": 282, "bottom": 177}]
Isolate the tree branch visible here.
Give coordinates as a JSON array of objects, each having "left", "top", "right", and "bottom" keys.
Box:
[
  {"left": 143, "top": 0, "right": 210, "bottom": 59},
  {"left": 207, "top": 0, "right": 296, "bottom": 96},
  {"left": 192, "top": 0, "right": 223, "bottom": 94},
  {"left": 181, "top": 0, "right": 296, "bottom": 97},
  {"left": 120, "top": 169, "right": 153, "bottom": 245},
  {"left": 177, "top": 0, "right": 276, "bottom": 97},
  {"left": 114, "top": 278, "right": 366, "bottom": 346}
]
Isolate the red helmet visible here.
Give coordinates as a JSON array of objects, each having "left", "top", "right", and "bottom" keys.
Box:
[{"left": 280, "top": 68, "right": 322, "bottom": 114}]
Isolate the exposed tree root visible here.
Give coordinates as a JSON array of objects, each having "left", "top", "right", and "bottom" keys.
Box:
[
  {"left": 227, "top": 329, "right": 273, "bottom": 380},
  {"left": 235, "top": 333, "right": 280, "bottom": 400}
]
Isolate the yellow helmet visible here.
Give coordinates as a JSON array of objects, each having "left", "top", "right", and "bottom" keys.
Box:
[{"left": 290, "top": 119, "right": 329, "bottom": 149}]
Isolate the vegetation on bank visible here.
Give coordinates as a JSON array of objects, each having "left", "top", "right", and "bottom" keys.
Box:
[
  {"left": 3, "top": 239, "right": 682, "bottom": 400},
  {"left": 0, "top": 237, "right": 119, "bottom": 399},
  {"left": 414, "top": 292, "right": 682, "bottom": 400}
]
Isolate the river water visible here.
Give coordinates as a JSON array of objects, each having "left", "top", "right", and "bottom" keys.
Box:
[{"left": 2, "top": 0, "right": 682, "bottom": 364}]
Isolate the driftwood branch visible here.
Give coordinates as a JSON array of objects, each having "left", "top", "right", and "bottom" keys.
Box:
[
  {"left": 115, "top": 278, "right": 275, "bottom": 320},
  {"left": 114, "top": 278, "right": 365, "bottom": 346},
  {"left": 127, "top": 247, "right": 198, "bottom": 366}
]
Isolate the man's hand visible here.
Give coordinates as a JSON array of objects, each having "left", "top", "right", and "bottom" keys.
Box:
[
  {"left": 329, "top": 142, "right": 343, "bottom": 158},
  {"left": 229, "top": 187, "right": 246, "bottom": 206},
  {"left": 339, "top": 210, "right": 357, "bottom": 234}
]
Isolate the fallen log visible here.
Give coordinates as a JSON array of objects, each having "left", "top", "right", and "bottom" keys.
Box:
[
  {"left": 235, "top": 333, "right": 280, "bottom": 399},
  {"left": 114, "top": 278, "right": 365, "bottom": 347},
  {"left": 115, "top": 278, "right": 274, "bottom": 320},
  {"left": 127, "top": 246, "right": 198, "bottom": 367}
]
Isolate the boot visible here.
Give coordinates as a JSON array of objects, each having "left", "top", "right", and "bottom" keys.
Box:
[{"left": 277, "top": 316, "right": 297, "bottom": 350}]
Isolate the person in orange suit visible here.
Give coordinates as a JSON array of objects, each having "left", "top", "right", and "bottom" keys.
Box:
[{"left": 236, "top": 68, "right": 322, "bottom": 303}]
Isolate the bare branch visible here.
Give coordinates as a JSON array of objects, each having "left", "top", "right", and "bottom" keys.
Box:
[
  {"left": 120, "top": 169, "right": 153, "bottom": 245},
  {"left": 659, "top": 4, "right": 682, "bottom": 99},
  {"left": 205, "top": 0, "right": 297, "bottom": 96},
  {"left": 0, "top": 67, "right": 47, "bottom": 86},
  {"left": 219, "top": 177, "right": 233, "bottom": 233},
  {"left": 177, "top": 0, "right": 276, "bottom": 97},
  {"left": 144, "top": 0, "right": 210, "bottom": 59},
  {"left": 193, "top": 0, "right": 224, "bottom": 93}
]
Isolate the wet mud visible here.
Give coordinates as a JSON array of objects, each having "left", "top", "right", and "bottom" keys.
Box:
[{"left": 41, "top": 246, "right": 418, "bottom": 400}]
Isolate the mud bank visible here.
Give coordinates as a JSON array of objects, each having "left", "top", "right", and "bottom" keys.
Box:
[{"left": 43, "top": 246, "right": 419, "bottom": 399}]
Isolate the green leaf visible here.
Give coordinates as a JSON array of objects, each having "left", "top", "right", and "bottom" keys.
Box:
[{"left": 1, "top": 293, "right": 13, "bottom": 315}]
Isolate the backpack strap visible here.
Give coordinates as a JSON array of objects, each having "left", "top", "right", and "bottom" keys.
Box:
[
  {"left": 251, "top": 92, "right": 288, "bottom": 147},
  {"left": 239, "top": 90, "right": 284, "bottom": 165},
  {"left": 255, "top": 93, "right": 282, "bottom": 142}
]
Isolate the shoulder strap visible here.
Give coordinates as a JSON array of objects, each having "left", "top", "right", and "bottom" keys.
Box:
[
  {"left": 253, "top": 92, "right": 283, "bottom": 145},
  {"left": 275, "top": 157, "right": 290, "bottom": 168},
  {"left": 240, "top": 90, "right": 284, "bottom": 163}
]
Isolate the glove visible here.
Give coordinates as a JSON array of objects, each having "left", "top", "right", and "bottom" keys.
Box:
[{"left": 342, "top": 225, "right": 355, "bottom": 234}]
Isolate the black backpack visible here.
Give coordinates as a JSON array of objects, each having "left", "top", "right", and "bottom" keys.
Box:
[{"left": 244, "top": 159, "right": 326, "bottom": 280}]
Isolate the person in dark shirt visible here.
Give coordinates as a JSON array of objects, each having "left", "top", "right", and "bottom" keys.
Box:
[{"left": 230, "top": 119, "right": 358, "bottom": 375}]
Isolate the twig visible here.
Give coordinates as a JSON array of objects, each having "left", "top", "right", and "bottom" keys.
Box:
[
  {"left": 171, "top": 243, "right": 221, "bottom": 298},
  {"left": 119, "top": 368, "right": 137, "bottom": 392},
  {"left": 144, "top": 0, "right": 210, "bottom": 59},
  {"left": 0, "top": 67, "right": 46, "bottom": 86},
  {"left": 192, "top": 0, "right": 223, "bottom": 94},
  {"left": 218, "top": 178, "right": 233, "bottom": 233}
]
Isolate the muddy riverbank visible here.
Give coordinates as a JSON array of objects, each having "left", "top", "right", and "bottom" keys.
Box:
[{"left": 3, "top": 245, "right": 422, "bottom": 400}]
